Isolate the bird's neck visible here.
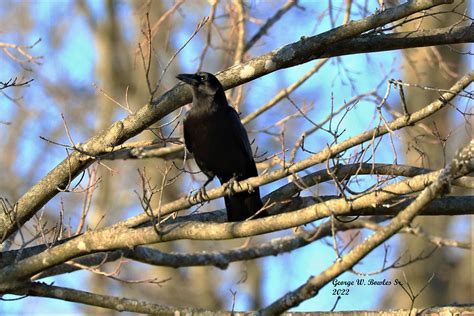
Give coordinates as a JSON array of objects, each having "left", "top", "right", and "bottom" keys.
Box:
[
  {"left": 193, "top": 89, "right": 229, "bottom": 109},
  {"left": 213, "top": 89, "right": 228, "bottom": 106}
]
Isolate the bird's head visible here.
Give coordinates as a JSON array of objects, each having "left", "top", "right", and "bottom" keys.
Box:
[{"left": 176, "top": 72, "right": 224, "bottom": 97}]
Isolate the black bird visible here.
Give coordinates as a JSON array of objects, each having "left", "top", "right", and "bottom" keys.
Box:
[{"left": 177, "top": 72, "right": 266, "bottom": 221}]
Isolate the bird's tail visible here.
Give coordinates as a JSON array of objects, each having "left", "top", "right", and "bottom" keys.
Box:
[{"left": 224, "top": 188, "right": 267, "bottom": 221}]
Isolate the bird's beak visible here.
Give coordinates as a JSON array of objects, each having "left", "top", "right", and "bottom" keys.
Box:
[{"left": 176, "top": 73, "right": 200, "bottom": 86}]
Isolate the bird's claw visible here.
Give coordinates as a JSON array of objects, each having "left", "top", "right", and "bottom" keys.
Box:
[
  {"left": 197, "top": 186, "right": 210, "bottom": 202},
  {"left": 247, "top": 183, "right": 255, "bottom": 193},
  {"left": 187, "top": 186, "right": 209, "bottom": 204},
  {"left": 224, "top": 175, "right": 240, "bottom": 196}
]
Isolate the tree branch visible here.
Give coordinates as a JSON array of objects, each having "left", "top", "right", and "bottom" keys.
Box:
[
  {"left": 1, "top": 195, "right": 472, "bottom": 275},
  {"left": 7, "top": 282, "right": 206, "bottom": 315},
  {"left": 322, "top": 24, "right": 474, "bottom": 58}
]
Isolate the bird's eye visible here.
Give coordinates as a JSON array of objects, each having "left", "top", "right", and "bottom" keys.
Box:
[{"left": 199, "top": 74, "right": 207, "bottom": 81}]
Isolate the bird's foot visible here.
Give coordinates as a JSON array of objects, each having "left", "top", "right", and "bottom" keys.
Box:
[
  {"left": 247, "top": 183, "right": 255, "bottom": 193},
  {"left": 224, "top": 175, "right": 241, "bottom": 196},
  {"left": 187, "top": 186, "right": 209, "bottom": 204}
]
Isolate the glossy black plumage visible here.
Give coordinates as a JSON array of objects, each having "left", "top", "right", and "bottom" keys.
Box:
[{"left": 177, "top": 72, "right": 266, "bottom": 221}]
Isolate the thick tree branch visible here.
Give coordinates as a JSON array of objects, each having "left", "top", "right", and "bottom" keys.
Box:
[
  {"left": 1, "top": 195, "right": 472, "bottom": 274},
  {"left": 27, "top": 201, "right": 472, "bottom": 280},
  {"left": 8, "top": 282, "right": 206, "bottom": 315},
  {"left": 322, "top": 23, "right": 474, "bottom": 58},
  {"left": 6, "top": 280, "right": 474, "bottom": 315}
]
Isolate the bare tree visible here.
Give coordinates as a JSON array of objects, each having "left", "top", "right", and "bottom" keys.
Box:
[{"left": 0, "top": 0, "right": 472, "bottom": 314}]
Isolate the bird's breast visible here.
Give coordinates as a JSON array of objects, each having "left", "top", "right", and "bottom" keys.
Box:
[
  {"left": 184, "top": 106, "right": 252, "bottom": 181},
  {"left": 185, "top": 108, "right": 231, "bottom": 149}
]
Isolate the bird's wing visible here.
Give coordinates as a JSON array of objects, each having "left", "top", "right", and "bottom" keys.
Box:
[
  {"left": 227, "top": 106, "right": 255, "bottom": 165},
  {"left": 183, "top": 116, "right": 193, "bottom": 153}
]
